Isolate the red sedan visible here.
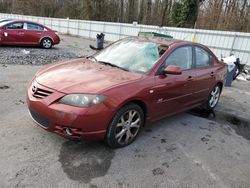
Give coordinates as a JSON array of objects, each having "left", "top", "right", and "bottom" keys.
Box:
[
  {"left": 27, "top": 37, "right": 227, "bottom": 148},
  {"left": 0, "top": 20, "right": 60, "bottom": 48}
]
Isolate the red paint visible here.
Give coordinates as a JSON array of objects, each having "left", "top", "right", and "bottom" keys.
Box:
[
  {"left": 0, "top": 20, "right": 60, "bottom": 47},
  {"left": 26, "top": 38, "right": 227, "bottom": 140}
]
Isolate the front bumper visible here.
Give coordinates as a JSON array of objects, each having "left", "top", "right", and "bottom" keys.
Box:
[{"left": 27, "top": 81, "right": 114, "bottom": 140}]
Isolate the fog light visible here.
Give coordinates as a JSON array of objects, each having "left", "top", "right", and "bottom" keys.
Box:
[{"left": 65, "top": 128, "right": 73, "bottom": 136}]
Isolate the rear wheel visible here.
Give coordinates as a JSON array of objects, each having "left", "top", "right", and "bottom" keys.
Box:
[
  {"left": 206, "top": 84, "right": 221, "bottom": 110},
  {"left": 233, "top": 65, "right": 240, "bottom": 80},
  {"left": 41, "top": 38, "right": 53, "bottom": 49},
  {"left": 105, "top": 103, "right": 144, "bottom": 148}
]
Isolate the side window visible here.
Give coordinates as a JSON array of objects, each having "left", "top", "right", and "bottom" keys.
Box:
[
  {"left": 195, "top": 47, "right": 211, "bottom": 68},
  {"left": 27, "top": 23, "right": 44, "bottom": 31},
  {"left": 6, "top": 23, "right": 24, "bottom": 30},
  {"left": 163, "top": 46, "right": 193, "bottom": 70}
]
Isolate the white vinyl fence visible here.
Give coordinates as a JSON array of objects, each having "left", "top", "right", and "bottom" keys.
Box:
[{"left": 1, "top": 13, "right": 250, "bottom": 65}]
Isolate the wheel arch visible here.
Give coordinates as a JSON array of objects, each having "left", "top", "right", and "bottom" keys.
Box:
[
  {"left": 115, "top": 99, "right": 148, "bottom": 124},
  {"left": 216, "top": 81, "right": 223, "bottom": 93},
  {"left": 39, "top": 36, "right": 54, "bottom": 44},
  {"left": 129, "top": 99, "right": 148, "bottom": 117},
  {"left": 209, "top": 81, "right": 223, "bottom": 95}
]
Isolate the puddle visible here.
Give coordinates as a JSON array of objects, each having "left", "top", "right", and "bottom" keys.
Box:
[
  {"left": 189, "top": 108, "right": 250, "bottom": 140},
  {"left": 59, "top": 140, "right": 115, "bottom": 183},
  {"left": 189, "top": 108, "right": 216, "bottom": 119}
]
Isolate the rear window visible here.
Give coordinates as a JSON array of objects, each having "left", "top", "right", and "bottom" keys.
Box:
[
  {"left": 195, "top": 47, "right": 211, "bottom": 68},
  {"left": 27, "top": 23, "right": 44, "bottom": 31}
]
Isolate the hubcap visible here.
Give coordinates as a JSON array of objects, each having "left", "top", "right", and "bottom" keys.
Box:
[
  {"left": 209, "top": 86, "right": 220, "bottom": 108},
  {"left": 115, "top": 110, "right": 141, "bottom": 145},
  {"left": 43, "top": 39, "right": 51, "bottom": 48}
]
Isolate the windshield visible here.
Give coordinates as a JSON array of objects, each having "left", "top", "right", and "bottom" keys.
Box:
[{"left": 94, "top": 39, "right": 166, "bottom": 73}]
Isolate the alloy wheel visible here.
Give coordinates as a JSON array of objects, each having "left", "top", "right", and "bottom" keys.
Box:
[
  {"left": 115, "top": 109, "right": 141, "bottom": 145},
  {"left": 42, "top": 39, "right": 52, "bottom": 48},
  {"left": 209, "top": 86, "right": 220, "bottom": 108}
]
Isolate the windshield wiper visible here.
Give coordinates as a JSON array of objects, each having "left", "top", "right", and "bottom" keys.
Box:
[{"left": 98, "top": 61, "right": 128, "bottom": 71}]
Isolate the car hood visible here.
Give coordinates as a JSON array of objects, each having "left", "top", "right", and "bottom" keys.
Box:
[{"left": 35, "top": 58, "right": 144, "bottom": 94}]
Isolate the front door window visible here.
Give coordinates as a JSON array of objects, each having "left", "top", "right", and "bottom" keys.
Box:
[{"left": 163, "top": 46, "right": 193, "bottom": 70}]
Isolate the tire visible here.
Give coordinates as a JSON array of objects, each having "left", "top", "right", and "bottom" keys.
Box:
[
  {"left": 205, "top": 84, "right": 221, "bottom": 110},
  {"left": 41, "top": 38, "right": 53, "bottom": 49},
  {"left": 105, "top": 103, "right": 144, "bottom": 148},
  {"left": 233, "top": 65, "right": 240, "bottom": 80}
]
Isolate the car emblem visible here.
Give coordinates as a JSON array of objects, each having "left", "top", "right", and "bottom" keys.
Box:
[{"left": 32, "top": 83, "right": 37, "bottom": 93}]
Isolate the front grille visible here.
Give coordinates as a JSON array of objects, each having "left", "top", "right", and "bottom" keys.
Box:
[
  {"left": 29, "top": 109, "right": 50, "bottom": 128},
  {"left": 32, "top": 87, "right": 53, "bottom": 99}
]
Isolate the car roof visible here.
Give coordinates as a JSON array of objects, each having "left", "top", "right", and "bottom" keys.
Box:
[
  {"left": 127, "top": 36, "right": 213, "bottom": 53},
  {"left": 0, "top": 18, "right": 12, "bottom": 22},
  {"left": 0, "top": 19, "right": 42, "bottom": 25},
  {"left": 128, "top": 36, "right": 192, "bottom": 47},
  {"left": 0, "top": 20, "right": 15, "bottom": 27},
  {"left": 0, "top": 19, "right": 49, "bottom": 29}
]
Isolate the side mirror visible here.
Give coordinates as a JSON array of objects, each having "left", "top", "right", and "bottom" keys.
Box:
[{"left": 164, "top": 65, "right": 182, "bottom": 75}]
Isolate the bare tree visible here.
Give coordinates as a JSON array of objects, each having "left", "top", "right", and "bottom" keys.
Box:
[
  {"left": 0, "top": 0, "right": 249, "bottom": 32},
  {"left": 120, "top": 0, "right": 124, "bottom": 22},
  {"left": 146, "top": 0, "right": 152, "bottom": 24}
]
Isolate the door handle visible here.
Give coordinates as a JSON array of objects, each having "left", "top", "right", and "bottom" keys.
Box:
[
  {"left": 187, "top": 76, "right": 193, "bottom": 81},
  {"left": 36, "top": 32, "right": 41, "bottom": 35},
  {"left": 18, "top": 32, "right": 25, "bottom": 36}
]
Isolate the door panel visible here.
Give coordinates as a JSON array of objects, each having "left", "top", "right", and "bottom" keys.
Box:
[
  {"left": 150, "top": 71, "right": 195, "bottom": 120},
  {"left": 191, "top": 66, "right": 217, "bottom": 103},
  {"left": 24, "top": 23, "right": 45, "bottom": 44},
  {"left": 150, "top": 46, "right": 198, "bottom": 120},
  {"left": 191, "top": 47, "right": 218, "bottom": 103},
  {"left": 24, "top": 30, "right": 42, "bottom": 44},
  {"left": 1, "top": 22, "right": 25, "bottom": 44},
  {"left": 1, "top": 30, "right": 25, "bottom": 44}
]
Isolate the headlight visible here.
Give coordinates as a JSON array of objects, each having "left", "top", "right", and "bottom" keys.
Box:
[{"left": 59, "top": 94, "right": 106, "bottom": 107}]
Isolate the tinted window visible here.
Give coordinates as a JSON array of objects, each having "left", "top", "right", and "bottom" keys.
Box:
[
  {"left": 195, "top": 47, "right": 210, "bottom": 68},
  {"left": 163, "top": 46, "right": 193, "bottom": 70},
  {"left": 27, "top": 23, "right": 44, "bottom": 31},
  {"left": 6, "top": 23, "right": 23, "bottom": 29}
]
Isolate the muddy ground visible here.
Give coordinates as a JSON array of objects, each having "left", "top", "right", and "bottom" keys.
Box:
[{"left": 1, "top": 35, "right": 250, "bottom": 188}]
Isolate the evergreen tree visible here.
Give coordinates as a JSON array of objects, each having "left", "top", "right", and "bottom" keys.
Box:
[
  {"left": 171, "top": 1, "right": 182, "bottom": 27},
  {"left": 179, "top": 0, "right": 199, "bottom": 28},
  {"left": 171, "top": 0, "right": 199, "bottom": 28}
]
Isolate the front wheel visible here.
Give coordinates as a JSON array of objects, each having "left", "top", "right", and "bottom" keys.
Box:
[
  {"left": 105, "top": 103, "right": 144, "bottom": 148},
  {"left": 41, "top": 38, "right": 53, "bottom": 49},
  {"left": 206, "top": 85, "right": 221, "bottom": 110}
]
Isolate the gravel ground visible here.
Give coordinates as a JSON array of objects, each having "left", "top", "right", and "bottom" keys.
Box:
[
  {"left": 1, "top": 35, "right": 250, "bottom": 188},
  {"left": 0, "top": 35, "right": 98, "bottom": 65}
]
